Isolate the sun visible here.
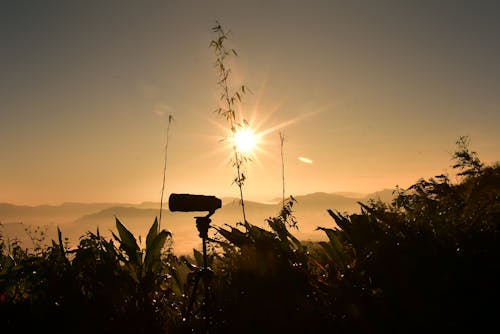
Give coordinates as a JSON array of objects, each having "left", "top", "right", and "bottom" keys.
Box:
[{"left": 233, "top": 128, "right": 257, "bottom": 154}]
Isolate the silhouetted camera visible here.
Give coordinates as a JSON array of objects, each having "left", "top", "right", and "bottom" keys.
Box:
[{"left": 168, "top": 193, "right": 222, "bottom": 214}]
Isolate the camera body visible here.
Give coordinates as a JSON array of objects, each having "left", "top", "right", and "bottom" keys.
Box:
[{"left": 168, "top": 193, "right": 222, "bottom": 214}]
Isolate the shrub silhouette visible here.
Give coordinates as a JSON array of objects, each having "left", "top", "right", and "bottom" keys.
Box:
[{"left": 311, "top": 139, "right": 500, "bottom": 333}]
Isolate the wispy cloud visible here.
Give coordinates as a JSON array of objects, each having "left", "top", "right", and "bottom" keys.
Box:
[{"left": 298, "top": 156, "right": 313, "bottom": 164}]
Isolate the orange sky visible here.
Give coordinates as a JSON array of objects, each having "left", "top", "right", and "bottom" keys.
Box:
[{"left": 1, "top": 1, "right": 499, "bottom": 205}]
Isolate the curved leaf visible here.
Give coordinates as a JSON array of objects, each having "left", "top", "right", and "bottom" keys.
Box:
[
  {"left": 144, "top": 230, "right": 169, "bottom": 273},
  {"left": 115, "top": 217, "right": 141, "bottom": 265},
  {"left": 146, "top": 217, "right": 159, "bottom": 250}
]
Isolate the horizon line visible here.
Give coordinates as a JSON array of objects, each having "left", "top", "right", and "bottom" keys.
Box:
[{"left": 1, "top": 188, "right": 397, "bottom": 207}]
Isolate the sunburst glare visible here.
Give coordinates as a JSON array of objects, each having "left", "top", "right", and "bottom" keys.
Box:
[
  {"left": 200, "top": 99, "right": 326, "bottom": 173},
  {"left": 232, "top": 128, "right": 258, "bottom": 154}
]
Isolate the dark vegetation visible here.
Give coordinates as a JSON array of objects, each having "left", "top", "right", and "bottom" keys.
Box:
[{"left": 1, "top": 138, "right": 499, "bottom": 333}]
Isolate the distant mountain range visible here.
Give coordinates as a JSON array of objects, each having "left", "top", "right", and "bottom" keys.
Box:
[{"left": 0, "top": 189, "right": 396, "bottom": 255}]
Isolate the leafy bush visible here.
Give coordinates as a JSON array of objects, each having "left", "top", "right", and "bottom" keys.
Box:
[
  {"left": 0, "top": 219, "right": 181, "bottom": 333},
  {"left": 312, "top": 138, "right": 500, "bottom": 333}
]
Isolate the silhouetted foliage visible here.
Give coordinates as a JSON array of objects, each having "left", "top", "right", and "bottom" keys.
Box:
[
  {"left": 1, "top": 141, "right": 498, "bottom": 333},
  {"left": 0, "top": 219, "right": 180, "bottom": 333},
  {"left": 452, "top": 135, "right": 484, "bottom": 176},
  {"left": 314, "top": 139, "right": 500, "bottom": 333}
]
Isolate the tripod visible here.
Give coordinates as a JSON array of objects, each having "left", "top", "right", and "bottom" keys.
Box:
[{"left": 184, "top": 213, "right": 215, "bottom": 331}]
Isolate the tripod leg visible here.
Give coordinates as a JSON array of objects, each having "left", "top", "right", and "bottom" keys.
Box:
[
  {"left": 185, "top": 226, "right": 213, "bottom": 332},
  {"left": 201, "top": 237, "right": 213, "bottom": 332},
  {"left": 186, "top": 236, "right": 208, "bottom": 317},
  {"left": 186, "top": 270, "right": 202, "bottom": 318}
]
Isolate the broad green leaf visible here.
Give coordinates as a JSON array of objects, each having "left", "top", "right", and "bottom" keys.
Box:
[
  {"left": 215, "top": 226, "right": 248, "bottom": 247},
  {"left": 115, "top": 217, "right": 141, "bottom": 264},
  {"left": 146, "top": 217, "right": 159, "bottom": 250},
  {"left": 193, "top": 248, "right": 204, "bottom": 267},
  {"left": 57, "top": 227, "right": 64, "bottom": 254},
  {"left": 144, "top": 230, "right": 169, "bottom": 273},
  {"left": 318, "top": 227, "right": 345, "bottom": 268}
]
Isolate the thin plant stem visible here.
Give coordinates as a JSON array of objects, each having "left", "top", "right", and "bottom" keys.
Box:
[
  {"left": 234, "top": 150, "right": 247, "bottom": 223},
  {"left": 280, "top": 131, "right": 285, "bottom": 210},
  {"left": 159, "top": 114, "right": 174, "bottom": 231}
]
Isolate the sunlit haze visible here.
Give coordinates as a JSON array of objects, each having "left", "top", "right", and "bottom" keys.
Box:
[{"left": 1, "top": 1, "right": 499, "bottom": 206}]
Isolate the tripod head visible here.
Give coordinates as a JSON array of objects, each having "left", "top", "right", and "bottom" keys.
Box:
[{"left": 195, "top": 213, "right": 213, "bottom": 239}]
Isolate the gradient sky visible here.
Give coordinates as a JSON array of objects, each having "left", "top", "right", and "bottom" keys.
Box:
[{"left": 1, "top": 0, "right": 499, "bottom": 205}]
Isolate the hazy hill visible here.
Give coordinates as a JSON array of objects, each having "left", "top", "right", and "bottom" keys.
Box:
[
  {"left": 0, "top": 202, "right": 130, "bottom": 225},
  {"left": 361, "top": 189, "right": 396, "bottom": 204},
  {"left": 0, "top": 190, "right": 397, "bottom": 255}
]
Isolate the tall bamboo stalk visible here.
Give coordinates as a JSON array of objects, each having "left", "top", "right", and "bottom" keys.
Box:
[{"left": 210, "top": 22, "right": 248, "bottom": 223}]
